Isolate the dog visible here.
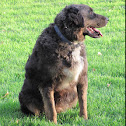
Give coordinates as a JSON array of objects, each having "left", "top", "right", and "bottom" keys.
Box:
[{"left": 19, "top": 4, "right": 108, "bottom": 124}]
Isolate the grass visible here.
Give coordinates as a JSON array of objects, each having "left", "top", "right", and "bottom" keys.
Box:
[{"left": 0, "top": 0, "right": 125, "bottom": 125}]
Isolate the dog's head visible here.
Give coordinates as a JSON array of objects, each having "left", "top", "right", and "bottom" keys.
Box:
[{"left": 55, "top": 4, "right": 109, "bottom": 42}]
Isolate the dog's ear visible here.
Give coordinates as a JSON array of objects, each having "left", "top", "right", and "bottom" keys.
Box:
[{"left": 64, "top": 6, "right": 84, "bottom": 28}]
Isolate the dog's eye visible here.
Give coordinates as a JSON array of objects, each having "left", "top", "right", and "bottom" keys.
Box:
[
  {"left": 89, "top": 11, "right": 96, "bottom": 19},
  {"left": 89, "top": 11, "right": 93, "bottom": 15}
]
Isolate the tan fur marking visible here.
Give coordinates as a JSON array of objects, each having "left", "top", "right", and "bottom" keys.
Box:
[
  {"left": 77, "top": 75, "right": 88, "bottom": 120},
  {"left": 26, "top": 104, "right": 40, "bottom": 116},
  {"left": 39, "top": 88, "right": 57, "bottom": 124}
]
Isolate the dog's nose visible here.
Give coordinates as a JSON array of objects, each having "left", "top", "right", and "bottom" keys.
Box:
[{"left": 106, "top": 17, "right": 109, "bottom": 21}]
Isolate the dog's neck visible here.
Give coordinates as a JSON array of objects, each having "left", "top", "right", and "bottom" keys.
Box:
[{"left": 54, "top": 24, "right": 72, "bottom": 45}]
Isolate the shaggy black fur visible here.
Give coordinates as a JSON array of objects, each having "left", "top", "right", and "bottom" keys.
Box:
[{"left": 19, "top": 4, "right": 108, "bottom": 123}]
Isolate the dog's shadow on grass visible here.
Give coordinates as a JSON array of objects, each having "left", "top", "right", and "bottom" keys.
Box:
[
  {"left": 0, "top": 101, "right": 27, "bottom": 118},
  {"left": 0, "top": 101, "right": 48, "bottom": 125},
  {"left": 0, "top": 101, "right": 45, "bottom": 118}
]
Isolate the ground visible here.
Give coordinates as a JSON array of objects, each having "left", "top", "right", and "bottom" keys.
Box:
[{"left": 0, "top": 0, "right": 125, "bottom": 125}]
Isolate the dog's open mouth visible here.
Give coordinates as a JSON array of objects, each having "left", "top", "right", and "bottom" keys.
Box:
[{"left": 84, "top": 27, "right": 103, "bottom": 38}]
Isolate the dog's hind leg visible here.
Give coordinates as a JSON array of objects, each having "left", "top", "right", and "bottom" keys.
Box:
[
  {"left": 26, "top": 104, "right": 41, "bottom": 116},
  {"left": 39, "top": 87, "right": 57, "bottom": 124},
  {"left": 19, "top": 87, "right": 44, "bottom": 116}
]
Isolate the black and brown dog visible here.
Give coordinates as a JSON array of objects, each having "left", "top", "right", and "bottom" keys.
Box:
[{"left": 19, "top": 4, "right": 108, "bottom": 124}]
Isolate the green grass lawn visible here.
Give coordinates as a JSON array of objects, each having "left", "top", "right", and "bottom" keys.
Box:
[{"left": 0, "top": 0, "right": 125, "bottom": 125}]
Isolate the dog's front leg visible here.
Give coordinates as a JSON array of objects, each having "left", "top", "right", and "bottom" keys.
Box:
[
  {"left": 77, "top": 74, "right": 88, "bottom": 120},
  {"left": 39, "top": 87, "right": 57, "bottom": 124}
]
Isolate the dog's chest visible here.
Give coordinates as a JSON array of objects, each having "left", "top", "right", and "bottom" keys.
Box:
[{"left": 57, "top": 46, "right": 84, "bottom": 90}]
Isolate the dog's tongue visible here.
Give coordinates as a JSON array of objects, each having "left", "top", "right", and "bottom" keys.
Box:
[
  {"left": 92, "top": 27, "right": 103, "bottom": 37},
  {"left": 86, "top": 27, "right": 103, "bottom": 38}
]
